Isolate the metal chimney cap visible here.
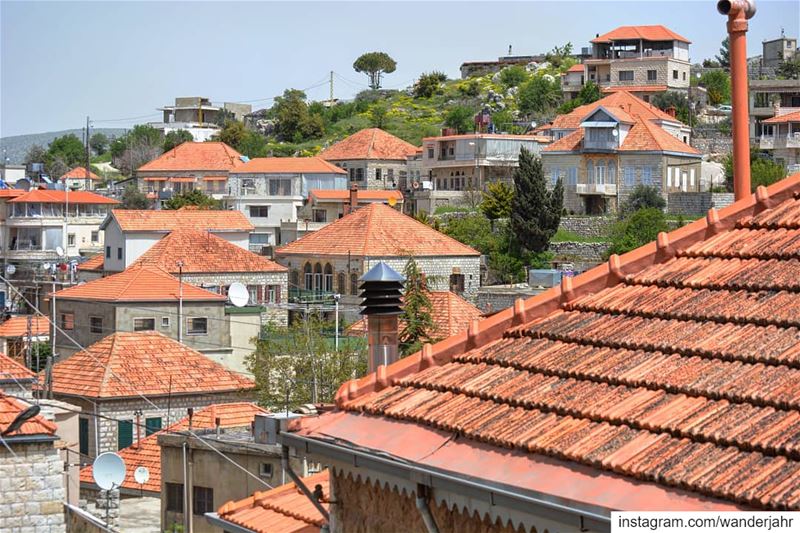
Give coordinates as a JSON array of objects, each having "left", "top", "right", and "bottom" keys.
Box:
[{"left": 360, "top": 262, "right": 405, "bottom": 283}]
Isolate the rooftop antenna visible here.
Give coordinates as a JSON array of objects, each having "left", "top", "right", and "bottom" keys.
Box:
[{"left": 508, "top": 44, "right": 512, "bottom": 55}]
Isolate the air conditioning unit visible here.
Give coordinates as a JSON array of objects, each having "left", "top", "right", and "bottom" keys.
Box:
[{"left": 254, "top": 413, "right": 303, "bottom": 445}]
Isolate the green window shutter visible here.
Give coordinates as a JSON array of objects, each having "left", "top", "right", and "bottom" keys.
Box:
[
  {"left": 79, "top": 418, "right": 89, "bottom": 456},
  {"left": 145, "top": 417, "right": 162, "bottom": 436},
  {"left": 118, "top": 420, "right": 133, "bottom": 450}
]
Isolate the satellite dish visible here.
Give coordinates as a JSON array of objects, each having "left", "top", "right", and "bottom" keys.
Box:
[
  {"left": 5, "top": 264, "right": 15, "bottom": 275},
  {"left": 133, "top": 466, "right": 150, "bottom": 485},
  {"left": 612, "top": 129, "right": 619, "bottom": 137},
  {"left": 42, "top": 263, "right": 51, "bottom": 271},
  {"left": 56, "top": 246, "right": 65, "bottom": 257},
  {"left": 228, "top": 282, "right": 249, "bottom": 308},
  {"left": 92, "top": 452, "right": 126, "bottom": 490}
]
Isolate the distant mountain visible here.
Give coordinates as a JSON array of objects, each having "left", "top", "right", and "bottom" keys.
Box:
[{"left": 0, "top": 128, "right": 128, "bottom": 165}]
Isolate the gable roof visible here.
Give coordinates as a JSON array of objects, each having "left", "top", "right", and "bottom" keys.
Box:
[
  {"left": 51, "top": 265, "right": 226, "bottom": 303},
  {"left": 0, "top": 352, "right": 36, "bottom": 383},
  {"left": 619, "top": 118, "right": 701, "bottom": 154},
  {"left": 50, "top": 331, "right": 254, "bottom": 399},
  {"left": 289, "top": 173, "right": 800, "bottom": 512},
  {"left": 275, "top": 203, "right": 479, "bottom": 258},
  {"left": 566, "top": 63, "right": 585, "bottom": 73},
  {"left": 8, "top": 190, "right": 119, "bottom": 205},
  {"left": 106, "top": 208, "right": 254, "bottom": 233},
  {"left": 309, "top": 189, "right": 403, "bottom": 202},
  {"left": 76, "top": 254, "right": 104, "bottom": 272},
  {"left": 319, "top": 128, "right": 419, "bottom": 161},
  {"left": 216, "top": 471, "right": 329, "bottom": 533},
  {"left": 591, "top": 25, "right": 691, "bottom": 44},
  {"left": 132, "top": 229, "right": 287, "bottom": 274},
  {"left": 137, "top": 142, "right": 245, "bottom": 172},
  {"left": 543, "top": 129, "right": 585, "bottom": 152},
  {"left": 231, "top": 157, "right": 346, "bottom": 175},
  {"left": 80, "top": 402, "right": 267, "bottom": 493},
  {"left": 0, "top": 393, "right": 56, "bottom": 438},
  {"left": 61, "top": 166, "right": 101, "bottom": 181},
  {"left": 0, "top": 315, "right": 50, "bottom": 339},
  {"left": 763, "top": 110, "right": 800, "bottom": 124},
  {"left": 551, "top": 91, "right": 682, "bottom": 130}
]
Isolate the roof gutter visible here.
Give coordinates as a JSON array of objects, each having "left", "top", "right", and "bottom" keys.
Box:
[
  {"left": 281, "top": 431, "right": 611, "bottom": 532},
  {"left": 204, "top": 513, "right": 256, "bottom": 533}
]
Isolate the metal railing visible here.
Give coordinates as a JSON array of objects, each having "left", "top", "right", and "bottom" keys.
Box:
[
  {"left": 288, "top": 288, "right": 337, "bottom": 304},
  {"left": 575, "top": 183, "right": 617, "bottom": 195}
]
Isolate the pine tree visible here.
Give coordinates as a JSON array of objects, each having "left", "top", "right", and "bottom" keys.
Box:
[
  {"left": 399, "top": 257, "right": 436, "bottom": 355},
  {"left": 510, "top": 147, "right": 563, "bottom": 253},
  {"left": 480, "top": 181, "right": 514, "bottom": 222}
]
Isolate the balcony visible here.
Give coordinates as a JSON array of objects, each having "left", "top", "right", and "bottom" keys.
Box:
[
  {"left": 576, "top": 183, "right": 617, "bottom": 196},
  {"left": 583, "top": 139, "right": 619, "bottom": 152},
  {"left": 288, "top": 288, "right": 336, "bottom": 304},
  {"left": 760, "top": 135, "right": 775, "bottom": 149},
  {"left": 761, "top": 133, "right": 800, "bottom": 149}
]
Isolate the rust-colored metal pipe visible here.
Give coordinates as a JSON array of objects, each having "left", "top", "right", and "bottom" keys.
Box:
[{"left": 718, "top": 0, "right": 756, "bottom": 200}]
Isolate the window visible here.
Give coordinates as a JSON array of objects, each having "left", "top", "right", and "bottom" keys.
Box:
[
  {"left": 59, "top": 313, "right": 74, "bottom": 331},
  {"left": 117, "top": 247, "right": 122, "bottom": 260},
  {"left": 187, "top": 317, "right": 208, "bottom": 335},
  {"left": 350, "top": 273, "right": 358, "bottom": 295},
  {"left": 145, "top": 417, "right": 162, "bottom": 436},
  {"left": 567, "top": 167, "right": 578, "bottom": 186},
  {"left": 324, "top": 264, "right": 333, "bottom": 293},
  {"left": 79, "top": 418, "right": 89, "bottom": 456},
  {"left": 690, "top": 168, "right": 696, "bottom": 188},
  {"left": 312, "top": 209, "right": 327, "bottom": 223},
  {"left": 67, "top": 234, "right": 76, "bottom": 246},
  {"left": 427, "top": 148, "right": 434, "bottom": 159},
  {"left": 249, "top": 233, "right": 270, "bottom": 246},
  {"left": 249, "top": 206, "right": 270, "bottom": 218},
  {"left": 241, "top": 178, "right": 256, "bottom": 195},
  {"left": 449, "top": 274, "right": 465, "bottom": 294},
  {"left": 375, "top": 168, "right": 382, "bottom": 181},
  {"left": 91, "top": 231, "right": 99, "bottom": 243},
  {"left": 624, "top": 166, "right": 635, "bottom": 186},
  {"left": 166, "top": 483, "right": 183, "bottom": 513},
  {"left": 673, "top": 70, "right": 679, "bottom": 79},
  {"left": 667, "top": 167, "right": 672, "bottom": 187},
  {"left": 337, "top": 272, "right": 346, "bottom": 294},
  {"left": 161, "top": 317, "right": 170, "bottom": 328},
  {"left": 647, "top": 70, "right": 657, "bottom": 81},
  {"left": 387, "top": 168, "right": 394, "bottom": 185},
  {"left": 269, "top": 179, "right": 291, "bottom": 196},
  {"left": 267, "top": 285, "right": 279, "bottom": 303},
  {"left": 349, "top": 168, "right": 356, "bottom": 181},
  {"left": 550, "top": 167, "right": 560, "bottom": 186},
  {"left": 642, "top": 166, "right": 653, "bottom": 185},
  {"left": 90, "top": 316, "right": 103, "bottom": 334},
  {"left": 106, "top": 246, "right": 110, "bottom": 258},
  {"left": 193, "top": 486, "right": 214, "bottom": 516},
  {"left": 355, "top": 168, "right": 364, "bottom": 181},
  {"left": 304, "top": 263, "right": 313, "bottom": 290},
  {"left": 618, "top": 70, "right": 634, "bottom": 81},
  {"left": 259, "top": 463, "right": 273, "bottom": 478},
  {"left": 133, "top": 318, "right": 155, "bottom": 331},
  {"left": 683, "top": 72, "right": 687, "bottom": 81},
  {"left": 118, "top": 420, "right": 133, "bottom": 450}
]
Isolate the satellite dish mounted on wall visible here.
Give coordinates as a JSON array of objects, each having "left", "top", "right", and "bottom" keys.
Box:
[
  {"left": 133, "top": 466, "right": 150, "bottom": 485},
  {"left": 55, "top": 246, "right": 65, "bottom": 257},
  {"left": 227, "top": 282, "right": 249, "bottom": 308},
  {"left": 5, "top": 264, "right": 16, "bottom": 276},
  {"left": 92, "top": 452, "right": 126, "bottom": 490}
]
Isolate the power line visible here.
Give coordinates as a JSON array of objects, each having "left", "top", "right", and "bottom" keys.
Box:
[{"left": 92, "top": 113, "right": 162, "bottom": 124}]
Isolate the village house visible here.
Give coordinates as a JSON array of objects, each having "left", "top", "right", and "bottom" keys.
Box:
[
  {"left": 459, "top": 49, "right": 547, "bottom": 79},
  {"left": 541, "top": 90, "right": 700, "bottom": 214},
  {"left": 319, "top": 128, "right": 419, "bottom": 191},
  {"left": 149, "top": 97, "right": 252, "bottom": 142},
  {"left": 274, "top": 203, "right": 481, "bottom": 322},
  {"left": 760, "top": 109, "right": 800, "bottom": 174},
  {"left": 225, "top": 156, "right": 348, "bottom": 248},
  {"left": 0, "top": 313, "right": 49, "bottom": 362},
  {"left": 0, "top": 350, "right": 37, "bottom": 397},
  {"left": 561, "top": 63, "right": 586, "bottom": 100},
  {"left": 760, "top": 31, "right": 798, "bottom": 70},
  {"left": 136, "top": 141, "right": 246, "bottom": 205},
  {"left": 49, "top": 331, "right": 254, "bottom": 459},
  {"left": 750, "top": 79, "right": 800, "bottom": 139},
  {"left": 59, "top": 166, "right": 102, "bottom": 191}
]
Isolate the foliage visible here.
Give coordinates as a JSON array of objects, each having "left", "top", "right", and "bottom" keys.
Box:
[
  {"left": 441, "top": 213, "right": 497, "bottom": 255},
  {"left": 723, "top": 148, "right": 787, "bottom": 192},
  {"left": 110, "top": 125, "right": 164, "bottom": 176},
  {"left": 272, "top": 89, "right": 325, "bottom": 143},
  {"left": 458, "top": 79, "right": 481, "bottom": 97},
  {"left": 24, "top": 144, "right": 47, "bottom": 170},
  {"left": 89, "top": 132, "right": 109, "bottom": 155},
  {"left": 413, "top": 210, "right": 430, "bottom": 225},
  {"left": 413, "top": 71, "right": 447, "bottom": 98},
  {"left": 399, "top": 257, "right": 437, "bottom": 355},
  {"left": 499, "top": 65, "right": 528, "bottom": 88},
  {"left": 698, "top": 70, "right": 731, "bottom": 105},
  {"left": 163, "top": 189, "right": 220, "bottom": 210},
  {"left": 619, "top": 185, "right": 666, "bottom": 217},
  {"left": 214, "top": 121, "right": 269, "bottom": 158},
  {"left": 651, "top": 91, "right": 690, "bottom": 124},
  {"left": 715, "top": 37, "right": 730, "bottom": 69},
  {"left": 606, "top": 208, "right": 668, "bottom": 257},
  {"left": 545, "top": 42, "right": 574, "bottom": 69},
  {"left": 163, "top": 130, "right": 193, "bottom": 152},
  {"left": 491, "top": 109, "right": 517, "bottom": 133},
  {"left": 557, "top": 81, "right": 601, "bottom": 114},
  {"left": 510, "top": 148, "right": 563, "bottom": 253},
  {"left": 517, "top": 75, "right": 562, "bottom": 115},
  {"left": 353, "top": 51, "right": 397, "bottom": 90},
  {"left": 443, "top": 105, "right": 475, "bottom": 134},
  {"left": 368, "top": 101, "right": 389, "bottom": 128},
  {"left": 30, "top": 342, "right": 51, "bottom": 373},
  {"left": 120, "top": 184, "right": 149, "bottom": 209},
  {"left": 488, "top": 252, "right": 525, "bottom": 284},
  {"left": 778, "top": 57, "right": 800, "bottom": 80},
  {"left": 480, "top": 181, "right": 514, "bottom": 221},
  {"left": 247, "top": 316, "right": 367, "bottom": 409},
  {"left": 702, "top": 59, "right": 721, "bottom": 68}
]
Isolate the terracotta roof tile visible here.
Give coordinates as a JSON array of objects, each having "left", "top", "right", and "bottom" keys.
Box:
[
  {"left": 8, "top": 190, "right": 119, "bottom": 205},
  {"left": 543, "top": 129, "right": 585, "bottom": 152},
  {"left": 0, "top": 352, "right": 36, "bottom": 382},
  {"left": 319, "top": 128, "right": 418, "bottom": 161},
  {"left": 132, "top": 229, "right": 287, "bottom": 274},
  {"left": 0, "top": 190, "right": 26, "bottom": 199},
  {"left": 276, "top": 203, "right": 479, "bottom": 258},
  {"left": 0, "top": 315, "right": 49, "bottom": 338},
  {"left": 109, "top": 208, "right": 254, "bottom": 232},
  {"left": 309, "top": 189, "right": 403, "bottom": 202},
  {"left": 231, "top": 157, "right": 346, "bottom": 175},
  {"left": 50, "top": 331, "right": 254, "bottom": 398},
  {"left": 217, "top": 471, "right": 329, "bottom": 532},
  {"left": 763, "top": 110, "right": 800, "bottom": 125},
  {"left": 61, "top": 167, "right": 101, "bottom": 180},
  {"left": 620, "top": 118, "right": 701, "bottom": 154},
  {"left": 552, "top": 91, "right": 682, "bottom": 130},
  {"left": 76, "top": 254, "right": 104, "bottom": 272},
  {"left": 0, "top": 393, "right": 56, "bottom": 437},
  {"left": 567, "top": 64, "right": 585, "bottom": 73},
  {"left": 295, "top": 173, "right": 800, "bottom": 511},
  {"left": 80, "top": 402, "right": 266, "bottom": 493},
  {"left": 591, "top": 25, "right": 691, "bottom": 44},
  {"left": 52, "top": 265, "right": 226, "bottom": 302},
  {"left": 137, "top": 142, "right": 245, "bottom": 172}
]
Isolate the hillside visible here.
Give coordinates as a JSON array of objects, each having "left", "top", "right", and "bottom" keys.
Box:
[{"left": 0, "top": 128, "right": 127, "bottom": 164}]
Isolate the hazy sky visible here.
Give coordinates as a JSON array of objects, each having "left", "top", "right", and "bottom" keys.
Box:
[{"left": 1, "top": 0, "right": 798, "bottom": 137}]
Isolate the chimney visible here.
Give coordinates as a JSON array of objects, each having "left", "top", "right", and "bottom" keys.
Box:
[
  {"left": 718, "top": 0, "right": 756, "bottom": 200},
  {"left": 345, "top": 183, "right": 358, "bottom": 215},
  {"left": 358, "top": 262, "right": 405, "bottom": 374},
  {"left": 665, "top": 106, "right": 677, "bottom": 118}
]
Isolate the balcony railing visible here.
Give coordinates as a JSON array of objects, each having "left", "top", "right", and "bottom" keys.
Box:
[
  {"left": 288, "top": 288, "right": 336, "bottom": 304},
  {"left": 583, "top": 139, "right": 618, "bottom": 151},
  {"left": 760, "top": 135, "right": 775, "bottom": 149},
  {"left": 787, "top": 164, "right": 800, "bottom": 174},
  {"left": 576, "top": 183, "right": 617, "bottom": 196},
  {"left": 761, "top": 133, "right": 800, "bottom": 149}
]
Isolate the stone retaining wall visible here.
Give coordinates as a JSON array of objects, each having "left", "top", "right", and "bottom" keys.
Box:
[
  {"left": 558, "top": 216, "right": 614, "bottom": 239},
  {"left": 668, "top": 192, "right": 734, "bottom": 216}
]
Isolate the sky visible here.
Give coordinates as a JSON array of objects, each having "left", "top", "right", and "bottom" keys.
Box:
[{"left": 1, "top": 0, "right": 798, "bottom": 137}]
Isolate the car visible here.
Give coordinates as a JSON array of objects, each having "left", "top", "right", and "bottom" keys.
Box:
[{"left": 717, "top": 104, "right": 733, "bottom": 113}]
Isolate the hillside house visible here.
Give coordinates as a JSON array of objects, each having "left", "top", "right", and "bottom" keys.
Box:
[
  {"left": 760, "top": 109, "right": 800, "bottom": 174},
  {"left": 750, "top": 79, "right": 800, "bottom": 139},
  {"left": 149, "top": 97, "right": 252, "bottom": 142},
  {"left": 59, "top": 166, "right": 102, "bottom": 191},
  {"left": 561, "top": 63, "right": 586, "bottom": 100}
]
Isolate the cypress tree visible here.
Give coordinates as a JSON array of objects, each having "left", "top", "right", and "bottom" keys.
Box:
[
  {"left": 510, "top": 147, "right": 563, "bottom": 253},
  {"left": 399, "top": 257, "right": 436, "bottom": 355}
]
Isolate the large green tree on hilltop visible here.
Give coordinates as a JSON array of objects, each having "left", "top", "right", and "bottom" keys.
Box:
[
  {"left": 353, "top": 52, "right": 397, "bottom": 90},
  {"left": 511, "top": 148, "right": 563, "bottom": 253}
]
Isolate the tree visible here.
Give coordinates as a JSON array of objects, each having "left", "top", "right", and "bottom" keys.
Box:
[
  {"left": 778, "top": 57, "right": 800, "bottom": 80},
  {"left": 510, "top": 148, "right": 563, "bottom": 253},
  {"left": 271, "top": 89, "right": 325, "bottom": 143},
  {"left": 517, "top": 76, "right": 562, "bottom": 115},
  {"left": 353, "top": 51, "right": 397, "bottom": 90},
  {"left": 619, "top": 185, "right": 666, "bottom": 217},
  {"left": 163, "top": 130, "right": 193, "bottom": 152},
  {"left": 120, "top": 184, "right": 149, "bottom": 209},
  {"left": 651, "top": 91, "right": 691, "bottom": 124},
  {"left": 698, "top": 70, "right": 731, "bottom": 105},
  {"left": 47, "top": 134, "right": 85, "bottom": 169},
  {"left": 247, "top": 316, "right": 367, "bottom": 409},
  {"left": 413, "top": 71, "right": 447, "bottom": 98},
  {"left": 399, "top": 258, "right": 437, "bottom": 355},
  {"left": 110, "top": 125, "right": 164, "bottom": 176},
  {"left": 480, "top": 181, "right": 514, "bottom": 222},
  {"left": 499, "top": 66, "right": 528, "bottom": 88},
  {"left": 724, "top": 147, "right": 786, "bottom": 192},
  {"left": 545, "top": 42, "right": 574, "bottom": 69},
  {"left": 557, "top": 81, "right": 601, "bottom": 113},
  {"left": 24, "top": 144, "right": 47, "bottom": 169},
  {"left": 444, "top": 105, "right": 475, "bottom": 134},
  {"left": 163, "top": 189, "right": 220, "bottom": 210},
  {"left": 369, "top": 101, "right": 389, "bottom": 128},
  {"left": 89, "top": 132, "right": 109, "bottom": 155},
  {"left": 607, "top": 208, "right": 668, "bottom": 257},
  {"left": 214, "top": 121, "right": 269, "bottom": 158},
  {"left": 715, "top": 37, "right": 730, "bottom": 69}
]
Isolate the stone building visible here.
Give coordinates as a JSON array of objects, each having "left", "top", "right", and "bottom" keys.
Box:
[
  {"left": 50, "top": 331, "right": 255, "bottom": 460},
  {"left": 760, "top": 109, "right": 800, "bottom": 174},
  {"left": 761, "top": 32, "right": 798, "bottom": 69},
  {"left": 0, "top": 393, "right": 66, "bottom": 533},
  {"left": 459, "top": 52, "right": 547, "bottom": 79},
  {"left": 274, "top": 203, "right": 480, "bottom": 322},
  {"left": 319, "top": 128, "right": 419, "bottom": 191},
  {"left": 59, "top": 166, "right": 102, "bottom": 191},
  {"left": 561, "top": 63, "right": 586, "bottom": 100},
  {"left": 0, "top": 351, "right": 37, "bottom": 398},
  {"left": 750, "top": 79, "right": 800, "bottom": 139},
  {"left": 542, "top": 90, "right": 700, "bottom": 214},
  {"left": 0, "top": 314, "right": 49, "bottom": 363},
  {"left": 149, "top": 97, "right": 253, "bottom": 142}
]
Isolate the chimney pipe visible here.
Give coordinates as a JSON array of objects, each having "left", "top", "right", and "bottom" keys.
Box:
[
  {"left": 718, "top": 0, "right": 756, "bottom": 200},
  {"left": 358, "top": 262, "right": 405, "bottom": 374},
  {"left": 347, "top": 183, "right": 358, "bottom": 215}
]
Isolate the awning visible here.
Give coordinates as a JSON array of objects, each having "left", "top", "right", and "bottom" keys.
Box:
[
  {"left": 143, "top": 177, "right": 167, "bottom": 182},
  {"left": 169, "top": 177, "right": 196, "bottom": 183},
  {"left": 202, "top": 176, "right": 227, "bottom": 181}
]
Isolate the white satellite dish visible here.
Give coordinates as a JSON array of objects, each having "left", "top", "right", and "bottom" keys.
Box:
[
  {"left": 612, "top": 129, "right": 619, "bottom": 137},
  {"left": 227, "top": 282, "right": 249, "bottom": 308},
  {"left": 42, "top": 263, "right": 52, "bottom": 271},
  {"left": 92, "top": 452, "right": 126, "bottom": 490},
  {"left": 55, "top": 246, "right": 65, "bottom": 257},
  {"left": 5, "top": 264, "right": 15, "bottom": 276},
  {"left": 133, "top": 466, "right": 150, "bottom": 485}
]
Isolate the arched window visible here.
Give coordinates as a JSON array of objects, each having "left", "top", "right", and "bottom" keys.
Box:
[
  {"left": 337, "top": 272, "right": 346, "bottom": 295},
  {"left": 313, "top": 263, "right": 323, "bottom": 293},
  {"left": 350, "top": 273, "right": 359, "bottom": 295},
  {"left": 291, "top": 270, "right": 299, "bottom": 290},
  {"left": 324, "top": 264, "right": 334, "bottom": 293},
  {"left": 303, "top": 263, "right": 313, "bottom": 291}
]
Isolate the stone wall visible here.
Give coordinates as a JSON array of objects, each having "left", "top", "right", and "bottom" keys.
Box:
[
  {"left": 558, "top": 216, "right": 614, "bottom": 239},
  {"left": 0, "top": 442, "right": 66, "bottom": 532},
  {"left": 549, "top": 242, "right": 610, "bottom": 264},
  {"left": 476, "top": 286, "right": 543, "bottom": 314},
  {"left": 667, "top": 192, "right": 734, "bottom": 216}
]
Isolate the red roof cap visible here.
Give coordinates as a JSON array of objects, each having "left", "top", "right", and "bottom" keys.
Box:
[
  {"left": 319, "top": 128, "right": 419, "bottom": 161},
  {"left": 76, "top": 254, "right": 104, "bottom": 272},
  {"left": 0, "top": 315, "right": 50, "bottom": 338},
  {"left": 8, "top": 190, "right": 119, "bottom": 205},
  {"left": 591, "top": 25, "right": 691, "bottom": 44},
  {"left": 763, "top": 110, "right": 800, "bottom": 124},
  {"left": 0, "top": 393, "right": 56, "bottom": 437},
  {"left": 0, "top": 352, "right": 37, "bottom": 382},
  {"left": 309, "top": 189, "right": 403, "bottom": 202},
  {"left": 231, "top": 157, "right": 346, "bottom": 175},
  {"left": 108, "top": 208, "right": 254, "bottom": 232},
  {"left": 61, "top": 167, "right": 101, "bottom": 180}
]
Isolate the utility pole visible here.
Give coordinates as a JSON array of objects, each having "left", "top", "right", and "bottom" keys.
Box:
[
  {"left": 85, "top": 116, "right": 91, "bottom": 189},
  {"left": 48, "top": 277, "right": 56, "bottom": 399},
  {"left": 329, "top": 71, "right": 334, "bottom": 105},
  {"left": 177, "top": 261, "right": 184, "bottom": 343}
]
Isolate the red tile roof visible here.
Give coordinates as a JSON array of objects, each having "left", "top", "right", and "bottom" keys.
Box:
[
  {"left": 137, "top": 142, "right": 245, "bottom": 172},
  {"left": 61, "top": 167, "right": 101, "bottom": 181},
  {"left": 0, "top": 352, "right": 36, "bottom": 383},
  {"left": 763, "top": 110, "right": 800, "bottom": 124},
  {"left": 551, "top": 91, "right": 681, "bottom": 130},
  {"left": 603, "top": 85, "right": 669, "bottom": 93},
  {"left": 294, "top": 173, "right": 800, "bottom": 511},
  {"left": 347, "top": 291, "right": 482, "bottom": 339},
  {"left": 50, "top": 331, "right": 254, "bottom": 399},
  {"left": 0, "top": 315, "right": 50, "bottom": 338},
  {"left": 0, "top": 393, "right": 57, "bottom": 438},
  {"left": 8, "top": 190, "right": 119, "bottom": 205},
  {"left": 0, "top": 190, "right": 26, "bottom": 199},
  {"left": 108, "top": 208, "right": 254, "bottom": 233},
  {"left": 231, "top": 157, "right": 346, "bottom": 175},
  {"left": 275, "top": 203, "right": 479, "bottom": 258},
  {"left": 544, "top": 129, "right": 586, "bottom": 152},
  {"left": 132, "top": 229, "right": 287, "bottom": 274},
  {"left": 309, "top": 189, "right": 403, "bottom": 202},
  {"left": 566, "top": 64, "right": 585, "bottom": 73},
  {"left": 76, "top": 254, "right": 104, "bottom": 272},
  {"left": 591, "top": 25, "right": 691, "bottom": 44},
  {"left": 619, "top": 118, "right": 701, "bottom": 154},
  {"left": 80, "top": 402, "right": 266, "bottom": 493},
  {"left": 319, "top": 128, "right": 419, "bottom": 161},
  {"left": 217, "top": 471, "right": 329, "bottom": 533},
  {"left": 52, "top": 265, "right": 226, "bottom": 303}
]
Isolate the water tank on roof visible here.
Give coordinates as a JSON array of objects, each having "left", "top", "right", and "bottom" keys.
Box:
[{"left": 528, "top": 269, "right": 562, "bottom": 288}]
